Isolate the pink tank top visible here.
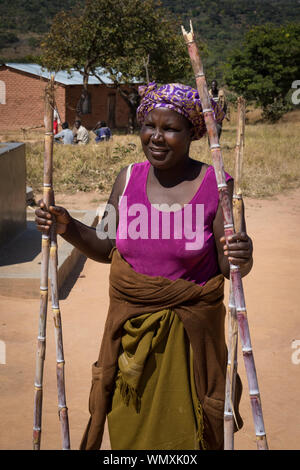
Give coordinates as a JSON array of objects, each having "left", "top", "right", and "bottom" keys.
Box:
[{"left": 116, "top": 161, "right": 233, "bottom": 285}]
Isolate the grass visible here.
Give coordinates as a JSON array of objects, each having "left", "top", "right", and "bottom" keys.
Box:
[
  {"left": 190, "top": 109, "right": 300, "bottom": 197},
  {"left": 1, "top": 108, "right": 300, "bottom": 199},
  {"left": 25, "top": 134, "right": 146, "bottom": 199}
]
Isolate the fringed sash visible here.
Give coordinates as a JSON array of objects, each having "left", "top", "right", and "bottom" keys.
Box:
[{"left": 107, "top": 309, "right": 206, "bottom": 450}]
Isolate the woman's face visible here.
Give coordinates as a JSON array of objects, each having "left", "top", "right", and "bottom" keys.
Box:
[{"left": 140, "top": 108, "right": 193, "bottom": 170}]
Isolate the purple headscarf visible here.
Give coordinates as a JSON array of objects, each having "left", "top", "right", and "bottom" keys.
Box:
[{"left": 136, "top": 82, "right": 225, "bottom": 140}]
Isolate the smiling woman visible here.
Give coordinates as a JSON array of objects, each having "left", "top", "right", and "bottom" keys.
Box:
[
  {"left": 35, "top": 81, "right": 253, "bottom": 451},
  {"left": 140, "top": 108, "right": 192, "bottom": 169}
]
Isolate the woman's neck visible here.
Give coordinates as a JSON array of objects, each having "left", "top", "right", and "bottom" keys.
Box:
[{"left": 152, "top": 157, "right": 201, "bottom": 188}]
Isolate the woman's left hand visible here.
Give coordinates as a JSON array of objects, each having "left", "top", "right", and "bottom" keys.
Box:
[{"left": 220, "top": 232, "right": 253, "bottom": 266}]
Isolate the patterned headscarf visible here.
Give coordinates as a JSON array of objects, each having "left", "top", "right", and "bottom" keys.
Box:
[{"left": 136, "top": 82, "right": 225, "bottom": 140}]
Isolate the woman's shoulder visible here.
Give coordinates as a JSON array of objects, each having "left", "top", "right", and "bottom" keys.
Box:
[
  {"left": 199, "top": 162, "right": 233, "bottom": 183},
  {"left": 109, "top": 161, "right": 146, "bottom": 201},
  {"left": 132, "top": 160, "right": 150, "bottom": 169}
]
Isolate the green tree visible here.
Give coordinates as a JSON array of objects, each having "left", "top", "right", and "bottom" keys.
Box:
[
  {"left": 40, "top": 0, "right": 195, "bottom": 128},
  {"left": 224, "top": 23, "right": 300, "bottom": 121}
]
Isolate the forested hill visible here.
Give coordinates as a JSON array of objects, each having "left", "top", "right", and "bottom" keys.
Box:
[
  {"left": 163, "top": 0, "right": 299, "bottom": 33},
  {"left": 162, "top": 0, "right": 300, "bottom": 76},
  {"left": 0, "top": 0, "right": 77, "bottom": 33},
  {"left": 1, "top": 0, "right": 298, "bottom": 34},
  {"left": 0, "top": 0, "right": 299, "bottom": 72}
]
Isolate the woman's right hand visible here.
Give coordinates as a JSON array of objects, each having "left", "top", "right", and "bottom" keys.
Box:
[{"left": 35, "top": 201, "right": 72, "bottom": 235}]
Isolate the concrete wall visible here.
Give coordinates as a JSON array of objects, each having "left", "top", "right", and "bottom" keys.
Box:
[
  {"left": 0, "top": 65, "right": 136, "bottom": 131},
  {"left": 0, "top": 143, "right": 26, "bottom": 246}
]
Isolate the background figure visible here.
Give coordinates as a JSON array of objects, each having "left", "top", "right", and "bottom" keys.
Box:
[
  {"left": 53, "top": 116, "right": 58, "bottom": 135},
  {"left": 54, "top": 122, "right": 74, "bottom": 144},
  {"left": 53, "top": 109, "right": 61, "bottom": 135},
  {"left": 73, "top": 119, "right": 90, "bottom": 145},
  {"left": 119, "top": 87, "right": 140, "bottom": 134},
  {"left": 92, "top": 121, "right": 112, "bottom": 143},
  {"left": 208, "top": 80, "right": 229, "bottom": 140},
  {"left": 76, "top": 89, "right": 92, "bottom": 115}
]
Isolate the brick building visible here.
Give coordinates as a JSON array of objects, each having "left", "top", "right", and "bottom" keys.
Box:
[{"left": 0, "top": 63, "right": 140, "bottom": 131}]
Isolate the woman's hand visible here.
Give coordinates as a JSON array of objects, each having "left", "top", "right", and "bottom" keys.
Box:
[
  {"left": 35, "top": 202, "right": 71, "bottom": 235},
  {"left": 220, "top": 232, "right": 253, "bottom": 267}
]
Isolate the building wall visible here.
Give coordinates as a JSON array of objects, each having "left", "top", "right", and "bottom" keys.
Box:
[
  {"left": 0, "top": 66, "right": 136, "bottom": 131},
  {"left": 0, "top": 66, "right": 66, "bottom": 131},
  {"left": 0, "top": 143, "right": 26, "bottom": 246},
  {"left": 65, "top": 84, "right": 132, "bottom": 130}
]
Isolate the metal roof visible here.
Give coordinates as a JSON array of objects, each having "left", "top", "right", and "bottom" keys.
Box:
[{"left": 4, "top": 63, "right": 139, "bottom": 85}]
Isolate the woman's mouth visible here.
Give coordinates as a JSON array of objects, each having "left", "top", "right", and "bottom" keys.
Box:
[{"left": 149, "top": 146, "right": 169, "bottom": 157}]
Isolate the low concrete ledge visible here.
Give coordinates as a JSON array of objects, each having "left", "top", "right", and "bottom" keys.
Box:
[
  {"left": 0, "top": 205, "right": 105, "bottom": 299},
  {"left": 56, "top": 209, "right": 100, "bottom": 294}
]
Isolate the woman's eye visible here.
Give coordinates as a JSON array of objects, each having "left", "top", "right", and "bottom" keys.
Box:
[{"left": 145, "top": 123, "right": 154, "bottom": 128}]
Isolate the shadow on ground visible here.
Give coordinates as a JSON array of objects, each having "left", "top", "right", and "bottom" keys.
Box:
[
  {"left": 0, "top": 222, "right": 40, "bottom": 266},
  {"left": 59, "top": 254, "right": 87, "bottom": 300}
]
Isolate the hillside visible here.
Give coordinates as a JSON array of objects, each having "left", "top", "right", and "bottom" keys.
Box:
[
  {"left": 0, "top": 0, "right": 82, "bottom": 60},
  {"left": 0, "top": 0, "right": 299, "bottom": 79},
  {"left": 162, "top": 0, "right": 300, "bottom": 77}
]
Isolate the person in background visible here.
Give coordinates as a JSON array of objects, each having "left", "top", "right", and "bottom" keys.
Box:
[
  {"left": 53, "top": 109, "right": 61, "bottom": 135},
  {"left": 73, "top": 119, "right": 90, "bottom": 145},
  {"left": 92, "top": 121, "right": 112, "bottom": 142},
  {"left": 53, "top": 116, "right": 58, "bottom": 135},
  {"left": 54, "top": 122, "right": 74, "bottom": 144},
  {"left": 208, "top": 80, "right": 230, "bottom": 140}
]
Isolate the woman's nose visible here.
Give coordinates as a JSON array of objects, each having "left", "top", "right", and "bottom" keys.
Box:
[{"left": 151, "top": 127, "right": 164, "bottom": 142}]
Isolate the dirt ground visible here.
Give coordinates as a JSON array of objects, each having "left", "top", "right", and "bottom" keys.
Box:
[{"left": 0, "top": 188, "right": 300, "bottom": 451}]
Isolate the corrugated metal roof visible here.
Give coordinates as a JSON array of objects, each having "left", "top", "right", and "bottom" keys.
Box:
[{"left": 5, "top": 63, "right": 139, "bottom": 85}]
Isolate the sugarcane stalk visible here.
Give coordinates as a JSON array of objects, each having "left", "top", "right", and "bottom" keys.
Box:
[
  {"left": 33, "top": 76, "right": 55, "bottom": 450},
  {"left": 33, "top": 231, "right": 49, "bottom": 449},
  {"left": 47, "top": 78, "right": 71, "bottom": 450},
  {"left": 33, "top": 75, "right": 70, "bottom": 450},
  {"left": 224, "top": 96, "right": 246, "bottom": 449},
  {"left": 181, "top": 21, "right": 268, "bottom": 450},
  {"left": 224, "top": 278, "right": 238, "bottom": 449},
  {"left": 49, "top": 228, "right": 70, "bottom": 449}
]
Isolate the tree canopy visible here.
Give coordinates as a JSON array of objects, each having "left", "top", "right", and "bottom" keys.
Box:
[
  {"left": 224, "top": 23, "right": 300, "bottom": 120},
  {"left": 40, "top": 0, "right": 200, "bottom": 127},
  {"left": 40, "top": 0, "right": 194, "bottom": 86},
  {"left": 1, "top": 0, "right": 298, "bottom": 86}
]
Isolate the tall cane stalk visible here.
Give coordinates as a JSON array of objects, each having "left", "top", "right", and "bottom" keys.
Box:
[
  {"left": 33, "top": 76, "right": 70, "bottom": 450},
  {"left": 224, "top": 97, "right": 246, "bottom": 449},
  {"left": 181, "top": 22, "right": 268, "bottom": 450}
]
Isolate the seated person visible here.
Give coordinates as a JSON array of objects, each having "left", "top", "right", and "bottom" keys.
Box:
[
  {"left": 54, "top": 122, "right": 74, "bottom": 144},
  {"left": 73, "top": 119, "right": 90, "bottom": 145},
  {"left": 93, "top": 121, "right": 112, "bottom": 142}
]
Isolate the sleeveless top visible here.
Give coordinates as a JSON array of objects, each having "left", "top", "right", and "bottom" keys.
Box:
[{"left": 116, "top": 161, "right": 233, "bottom": 286}]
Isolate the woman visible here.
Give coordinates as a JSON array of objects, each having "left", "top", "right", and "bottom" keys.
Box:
[{"left": 35, "top": 83, "right": 253, "bottom": 450}]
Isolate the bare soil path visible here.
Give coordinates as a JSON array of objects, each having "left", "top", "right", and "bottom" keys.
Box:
[{"left": 0, "top": 189, "right": 300, "bottom": 450}]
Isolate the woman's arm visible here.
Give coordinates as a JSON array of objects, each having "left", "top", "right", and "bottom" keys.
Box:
[
  {"left": 35, "top": 166, "right": 129, "bottom": 263},
  {"left": 213, "top": 179, "right": 253, "bottom": 279}
]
